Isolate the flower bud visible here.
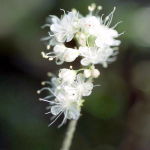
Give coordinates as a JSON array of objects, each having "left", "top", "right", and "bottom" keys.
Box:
[
  {"left": 92, "top": 69, "right": 100, "bottom": 78},
  {"left": 84, "top": 69, "right": 92, "bottom": 78}
]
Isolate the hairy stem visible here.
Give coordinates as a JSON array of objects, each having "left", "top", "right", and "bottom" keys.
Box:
[{"left": 60, "top": 119, "right": 78, "bottom": 150}]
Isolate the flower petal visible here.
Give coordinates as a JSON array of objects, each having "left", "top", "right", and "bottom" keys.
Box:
[
  {"left": 81, "top": 58, "right": 90, "bottom": 66},
  {"left": 51, "top": 105, "right": 62, "bottom": 115}
]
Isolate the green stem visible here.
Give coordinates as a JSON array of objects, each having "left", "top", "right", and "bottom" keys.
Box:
[{"left": 60, "top": 119, "right": 78, "bottom": 150}]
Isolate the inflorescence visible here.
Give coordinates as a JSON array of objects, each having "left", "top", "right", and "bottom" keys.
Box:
[{"left": 37, "top": 3, "right": 122, "bottom": 127}]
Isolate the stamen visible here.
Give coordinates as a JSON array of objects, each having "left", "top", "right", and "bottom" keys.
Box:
[
  {"left": 45, "top": 112, "right": 51, "bottom": 115},
  {"left": 58, "top": 110, "right": 67, "bottom": 128},
  {"left": 40, "top": 36, "right": 51, "bottom": 41},
  {"left": 97, "top": 5, "right": 102, "bottom": 10},
  {"left": 112, "top": 21, "right": 122, "bottom": 29},
  {"left": 41, "top": 24, "right": 51, "bottom": 29},
  {"left": 37, "top": 87, "right": 51, "bottom": 94},
  {"left": 39, "top": 98, "right": 59, "bottom": 104},
  {"left": 105, "top": 7, "right": 116, "bottom": 27},
  {"left": 118, "top": 32, "right": 125, "bottom": 37},
  {"left": 71, "top": 8, "right": 77, "bottom": 13},
  {"left": 60, "top": 9, "right": 66, "bottom": 16},
  {"left": 39, "top": 98, "right": 51, "bottom": 103},
  {"left": 49, "top": 57, "right": 54, "bottom": 61},
  {"left": 37, "top": 90, "right": 41, "bottom": 94},
  {"left": 43, "top": 95, "right": 54, "bottom": 100},
  {"left": 100, "top": 14, "right": 105, "bottom": 23},
  {"left": 47, "top": 45, "right": 50, "bottom": 50},
  {"left": 41, "top": 81, "right": 51, "bottom": 85},
  {"left": 47, "top": 72, "right": 53, "bottom": 77},
  {"left": 41, "top": 52, "right": 48, "bottom": 58},
  {"left": 88, "top": 3, "right": 96, "bottom": 12},
  {"left": 48, "top": 111, "right": 63, "bottom": 127},
  {"left": 47, "top": 32, "right": 55, "bottom": 37},
  {"left": 70, "top": 65, "right": 73, "bottom": 69},
  {"left": 93, "top": 84, "right": 101, "bottom": 87},
  {"left": 95, "top": 5, "right": 102, "bottom": 15},
  {"left": 41, "top": 82, "right": 46, "bottom": 85}
]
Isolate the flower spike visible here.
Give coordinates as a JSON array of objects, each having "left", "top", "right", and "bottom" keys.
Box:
[{"left": 38, "top": 3, "right": 122, "bottom": 127}]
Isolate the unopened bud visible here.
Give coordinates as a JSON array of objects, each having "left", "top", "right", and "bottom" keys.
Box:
[
  {"left": 37, "top": 90, "right": 40, "bottom": 94},
  {"left": 92, "top": 69, "right": 100, "bottom": 78},
  {"left": 47, "top": 45, "right": 50, "bottom": 50},
  {"left": 84, "top": 69, "right": 92, "bottom": 78}
]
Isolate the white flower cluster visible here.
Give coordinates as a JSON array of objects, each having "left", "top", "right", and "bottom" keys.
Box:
[{"left": 38, "top": 3, "right": 121, "bottom": 127}]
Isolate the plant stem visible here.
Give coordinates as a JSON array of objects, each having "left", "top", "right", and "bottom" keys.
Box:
[{"left": 60, "top": 119, "right": 78, "bottom": 150}]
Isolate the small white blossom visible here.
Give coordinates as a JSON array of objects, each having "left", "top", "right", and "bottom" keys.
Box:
[
  {"left": 54, "top": 45, "right": 79, "bottom": 64},
  {"left": 79, "top": 7, "right": 121, "bottom": 48},
  {"left": 95, "top": 26, "right": 121, "bottom": 48},
  {"left": 79, "top": 46, "right": 117, "bottom": 67},
  {"left": 59, "top": 68, "right": 76, "bottom": 83},
  {"left": 51, "top": 90, "right": 81, "bottom": 120},
  {"left": 80, "top": 15, "right": 101, "bottom": 36},
  {"left": 84, "top": 67, "right": 100, "bottom": 78},
  {"left": 73, "top": 73, "right": 93, "bottom": 97},
  {"left": 42, "top": 44, "right": 79, "bottom": 64},
  {"left": 49, "top": 11, "right": 80, "bottom": 43},
  {"left": 38, "top": 76, "right": 83, "bottom": 127},
  {"left": 38, "top": 72, "right": 94, "bottom": 126}
]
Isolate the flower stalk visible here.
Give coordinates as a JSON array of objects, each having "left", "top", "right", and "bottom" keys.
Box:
[{"left": 60, "top": 119, "right": 78, "bottom": 150}]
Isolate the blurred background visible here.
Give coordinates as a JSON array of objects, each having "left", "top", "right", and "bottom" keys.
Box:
[{"left": 0, "top": 0, "right": 150, "bottom": 150}]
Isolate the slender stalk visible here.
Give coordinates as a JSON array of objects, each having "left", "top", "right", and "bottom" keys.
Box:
[{"left": 60, "top": 119, "right": 78, "bottom": 150}]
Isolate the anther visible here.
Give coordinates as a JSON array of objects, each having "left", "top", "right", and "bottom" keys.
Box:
[
  {"left": 37, "top": 90, "right": 41, "bottom": 94},
  {"left": 47, "top": 72, "right": 52, "bottom": 77},
  {"left": 47, "top": 45, "right": 50, "bottom": 50},
  {"left": 41, "top": 82, "right": 46, "bottom": 85},
  {"left": 70, "top": 65, "right": 73, "bottom": 69},
  {"left": 88, "top": 3, "right": 96, "bottom": 12},
  {"left": 49, "top": 57, "right": 54, "bottom": 61},
  {"left": 41, "top": 52, "right": 48, "bottom": 58},
  {"left": 97, "top": 6, "right": 102, "bottom": 10}
]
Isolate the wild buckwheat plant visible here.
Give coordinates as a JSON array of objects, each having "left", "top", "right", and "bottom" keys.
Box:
[{"left": 37, "top": 3, "right": 122, "bottom": 150}]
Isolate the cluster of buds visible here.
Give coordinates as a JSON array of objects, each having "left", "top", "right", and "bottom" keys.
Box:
[{"left": 38, "top": 3, "right": 121, "bottom": 127}]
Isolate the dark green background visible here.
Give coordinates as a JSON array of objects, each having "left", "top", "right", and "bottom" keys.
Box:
[{"left": 0, "top": 0, "right": 150, "bottom": 150}]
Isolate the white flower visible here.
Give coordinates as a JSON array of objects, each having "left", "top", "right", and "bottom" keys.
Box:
[
  {"left": 95, "top": 26, "right": 121, "bottom": 48},
  {"left": 79, "top": 46, "right": 117, "bottom": 67},
  {"left": 50, "top": 11, "right": 80, "bottom": 43},
  {"left": 38, "top": 76, "right": 83, "bottom": 127},
  {"left": 49, "top": 91, "right": 81, "bottom": 127},
  {"left": 51, "top": 90, "right": 81, "bottom": 119},
  {"left": 79, "top": 7, "right": 121, "bottom": 48},
  {"left": 73, "top": 73, "right": 93, "bottom": 97},
  {"left": 54, "top": 45, "right": 79, "bottom": 64},
  {"left": 95, "top": 7, "right": 121, "bottom": 48},
  {"left": 41, "top": 44, "right": 79, "bottom": 64},
  {"left": 38, "top": 72, "right": 93, "bottom": 126},
  {"left": 84, "top": 68, "right": 100, "bottom": 78},
  {"left": 59, "top": 68, "right": 76, "bottom": 83},
  {"left": 80, "top": 15, "right": 101, "bottom": 35}
]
